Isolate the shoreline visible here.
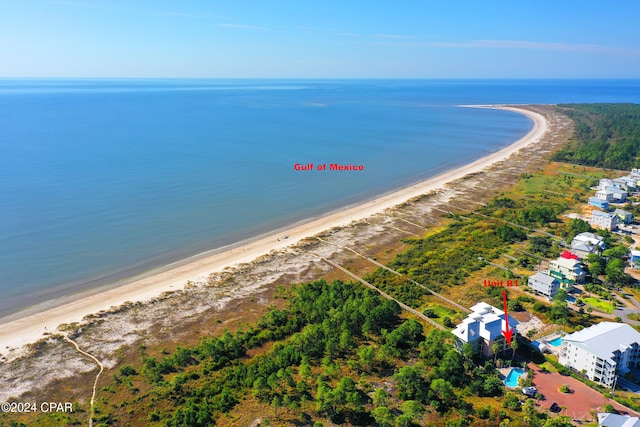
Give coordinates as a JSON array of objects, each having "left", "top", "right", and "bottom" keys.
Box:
[{"left": 0, "top": 104, "right": 547, "bottom": 353}]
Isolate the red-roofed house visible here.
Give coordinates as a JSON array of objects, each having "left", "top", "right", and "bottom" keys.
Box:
[{"left": 560, "top": 251, "right": 579, "bottom": 260}]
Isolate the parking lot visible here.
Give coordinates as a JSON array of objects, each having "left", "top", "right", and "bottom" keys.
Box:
[{"left": 529, "top": 364, "right": 638, "bottom": 421}]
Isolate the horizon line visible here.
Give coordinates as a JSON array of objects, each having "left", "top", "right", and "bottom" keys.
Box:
[{"left": 2, "top": 76, "right": 640, "bottom": 81}]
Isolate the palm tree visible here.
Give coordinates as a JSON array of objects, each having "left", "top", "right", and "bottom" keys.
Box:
[
  {"left": 511, "top": 339, "right": 519, "bottom": 361},
  {"left": 492, "top": 342, "right": 501, "bottom": 363}
]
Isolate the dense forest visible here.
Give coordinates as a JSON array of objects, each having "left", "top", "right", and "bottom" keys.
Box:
[
  {"left": 552, "top": 103, "right": 640, "bottom": 169},
  {"left": 89, "top": 279, "right": 555, "bottom": 427}
]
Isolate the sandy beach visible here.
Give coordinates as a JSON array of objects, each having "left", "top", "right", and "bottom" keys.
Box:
[{"left": 0, "top": 105, "right": 547, "bottom": 353}]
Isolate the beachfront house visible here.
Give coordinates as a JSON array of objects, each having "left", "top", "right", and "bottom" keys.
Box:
[
  {"left": 570, "top": 232, "right": 605, "bottom": 259},
  {"left": 596, "top": 179, "right": 629, "bottom": 202},
  {"left": 549, "top": 257, "right": 586, "bottom": 284},
  {"left": 599, "top": 178, "right": 615, "bottom": 188},
  {"left": 559, "top": 322, "right": 640, "bottom": 388},
  {"left": 452, "top": 302, "right": 518, "bottom": 358},
  {"left": 612, "top": 177, "right": 637, "bottom": 191},
  {"left": 614, "top": 208, "right": 634, "bottom": 224},
  {"left": 527, "top": 272, "right": 561, "bottom": 299},
  {"left": 595, "top": 189, "right": 614, "bottom": 203},
  {"left": 570, "top": 241, "right": 598, "bottom": 259},
  {"left": 608, "top": 187, "right": 628, "bottom": 203},
  {"left": 590, "top": 210, "right": 618, "bottom": 231},
  {"left": 614, "top": 170, "right": 640, "bottom": 191},
  {"left": 595, "top": 188, "right": 628, "bottom": 204},
  {"left": 588, "top": 197, "right": 609, "bottom": 210},
  {"left": 572, "top": 232, "right": 605, "bottom": 249}
]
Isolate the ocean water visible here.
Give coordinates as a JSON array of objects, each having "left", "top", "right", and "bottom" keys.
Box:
[{"left": 2, "top": 79, "right": 640, "bottom": 317}]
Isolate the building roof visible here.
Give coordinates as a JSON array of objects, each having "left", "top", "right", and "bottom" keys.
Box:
[
  {"left": 560, "top": 251, "right": 579, "bottom": 260},
  {"left": 572, "top": 233, "right": 605, "bottom": 254},
  {"left": 551, "top": 257, "right": 583, "bottom": 270},
  {"left": 573, "top": 232, "right": 604, "bottom": 245},
  {"left": 589, "top": 197, "right": 609, "bottom": 204},
  {"left": 531, "top": 340, "right": 550, "bottom": 353},
  {"left": 563, "top": 322, "right": 640, "bottom": 363},
  {"left": 598, "top": 413, "right": 640, "bottom": 427},
  {"left": 614, "top": 208, "right": 632, "bottom": 216},
  {"left": 529, "top": 272, "right": 560, "bottom": 286},
  {"left": 593, "top": 210, "right": 616, "bottom": 219},
  {"left": 452, "top": 302, "right": 518, "bottom": 344},
  {"left": 570, "top": 242, "right": 595, "bottom": 255},
  {"left": 613, "top": 177, "right": 632, "bottom": 184},
  {"left": 606, "top": 186, "right": 628, "bottom": 195}
]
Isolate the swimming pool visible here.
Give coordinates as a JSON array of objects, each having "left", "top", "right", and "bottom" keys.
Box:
[
  {"left": 548, "top": 337, "right": 563, "bottom": 347},
  {"left": 504, "top": 367, "right": 526, "bottom": 387}
]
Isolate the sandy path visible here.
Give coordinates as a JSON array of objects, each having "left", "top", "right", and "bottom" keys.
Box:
[{"left": 0, "top": 105, "right": 547, "bottom": 353}]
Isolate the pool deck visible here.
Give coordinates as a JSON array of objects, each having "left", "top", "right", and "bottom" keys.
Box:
[
  {"left": 501, "top": 367, "right": 528, "bottom": 388},
  {"left": 539, "top": 331, "right": 567, "bottom": 356}
]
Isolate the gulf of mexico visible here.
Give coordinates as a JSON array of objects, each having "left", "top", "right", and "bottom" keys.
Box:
[{"left": 1, "top": 79, "right": 639, "bottom": 317}]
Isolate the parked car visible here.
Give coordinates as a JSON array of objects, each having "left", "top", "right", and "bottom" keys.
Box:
[{"left": 522, "top": 386, "right": 538, "bottom": 397}]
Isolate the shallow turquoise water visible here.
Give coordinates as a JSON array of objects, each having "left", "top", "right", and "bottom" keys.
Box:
[
  {"left": 548, "top": 337, "right": 563, "bottom": 347},
  {"left": 504, "top": 367, "right": 526, "bottom": 387}
]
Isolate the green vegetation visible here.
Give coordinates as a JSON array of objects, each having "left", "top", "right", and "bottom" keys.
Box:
[
  {"left": 87, "top": 280, "right": 518, "bottom": 426},
  {"left": 582, "top": 297, "right": 615, "bottom": 314},
  {"left": 553, "top": 103, "right": 640, "bottom": 170}
]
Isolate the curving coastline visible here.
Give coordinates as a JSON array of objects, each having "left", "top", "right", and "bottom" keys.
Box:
[{"left": 0, "top": 105, "right": 547, "bottom": 353}]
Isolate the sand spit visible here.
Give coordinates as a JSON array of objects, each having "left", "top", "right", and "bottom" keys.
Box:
[{"left": 0, "top": 105, "right": 574, "bottom": 402}]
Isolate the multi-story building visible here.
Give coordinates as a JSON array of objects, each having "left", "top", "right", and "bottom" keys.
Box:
[
  {"left": 559, "top": 322, "right": 640, "bottom": 387},
  {"left": 596, "top": 179, "right": 629, "bottom": 202},
  {"left": 595, "top": 189, "right": 614, "bottom": 202},
  {"left": 527, "top": 272, "right": 561, "bottom": 299},
  {"left": 549, "top": 257, "right": 586, "bottom": 284},
  {"left": 452, "top": 302, "right": 518, "bottom": 358},
  {"left": 570, "top": 232, "right": 605, "bottom": 259},
  {"left": 598, "top": 413, "right": 640, "bottom": 426},
  {"left": 588, "top": 197, "right": 609, "bottom": 210},
  {"left": 590, "top": 210, "right": 618, "bottom": 231},
  {"left": 614, "top": 208, "right": 634, "bottom": 224},
  {"left": 572, "top": 232, "right": 605, "bottom": 248}
]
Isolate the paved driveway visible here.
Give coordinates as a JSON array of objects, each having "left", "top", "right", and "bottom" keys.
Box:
[{"left": 529, "top": 364, "right": 638, "bottom": 421}]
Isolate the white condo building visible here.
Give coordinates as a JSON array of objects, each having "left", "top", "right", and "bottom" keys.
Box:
[
  {"left": 598, "top": 413, "right": 640, "bottom": 427},
  {"left": 559, "top": 322, "right": 640, "bottom": 387}
]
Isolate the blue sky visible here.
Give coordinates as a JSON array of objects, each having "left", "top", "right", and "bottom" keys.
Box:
[{"left": 1, "top": 0, "right": 639, "bottom": 78}]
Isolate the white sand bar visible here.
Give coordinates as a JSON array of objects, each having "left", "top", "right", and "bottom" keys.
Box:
[{"left": 0, "top": 105, "right": 547, "bottom": 352}]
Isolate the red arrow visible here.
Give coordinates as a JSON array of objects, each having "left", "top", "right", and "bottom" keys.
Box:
[{"left": 502, "top": 289, "right": 513, "bottom": 346}]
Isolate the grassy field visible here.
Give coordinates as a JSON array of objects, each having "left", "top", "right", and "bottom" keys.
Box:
[{"left": 582, "top": 297, "right": 615, "bottom": 314}]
